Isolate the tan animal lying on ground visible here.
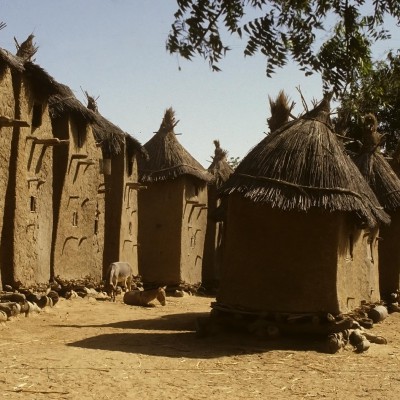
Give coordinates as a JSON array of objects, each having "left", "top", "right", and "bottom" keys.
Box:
[
  {"left": 106, "top": 262, "right": 134, "bottom": 301},
  {"left": 123, "top": 287, "right": 166, "bottom": 307}
]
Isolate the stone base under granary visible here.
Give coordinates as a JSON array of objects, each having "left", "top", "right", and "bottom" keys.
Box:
[{"left": 196, "top": 301, "right": 391, "bottom": 353}]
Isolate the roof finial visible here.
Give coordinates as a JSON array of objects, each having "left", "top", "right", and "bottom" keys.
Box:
[
  {"left": 83, "top": 89, "right": 100, "bottom": 113},
  {"left": 267, "top": 90, "right": 295, "bottom": 133},
  {"left": 14, "top": 34, "right": 38, "bottom": 61}
]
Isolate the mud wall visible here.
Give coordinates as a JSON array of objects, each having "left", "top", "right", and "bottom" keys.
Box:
[
  {"left": 217, "top": 194, "right": 342, "bottom": 313},
  {"left": 180, "top": 176, "right": 207, "bottom": 286},
  {"left": 0, "top": 65, "right": 15, "bottom": 288},
  {"left": 138, "top": 178, "right": 183, "bottom": 285},
  {"left": 336, "top": 217, "right": 381, "bottom": 311},
  {"left": 11, "top": 77, "right": 54, "bottom": 286},
  {"left": 202, "top": 185, "right": 223, "bottom": 287},
  {"left": 103, "top": 151, "right": 139, "bottom": 277},
  {"left": 120, "top": 154, "right": 139, "bottom": 275},
  {"left": 52, "top": 118, "right": 104, "bottom": 281},
  {"left": 376, "top": 210, "right": 400, "bottom": 298}
]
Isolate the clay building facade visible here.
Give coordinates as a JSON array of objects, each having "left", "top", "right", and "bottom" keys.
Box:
[
  {"left": 0, "top": 53, "right": 56, "bottom": 287},
  {"left": 49, "top": 90, "right": 105, "bottom": 282},
  {"left": 138, "top": 108, "right": 211, "bottom": 288},
  {"left": 360, "top": 123, "right": 400, "bottom": 297},
  {"left": 0, "top": 49, "right": 20, "bottom": 288},
  {"left": 0, "top": 44, "right": 144, "bottom": 288},
  {"left": 91, "top": 108, "right": 145, "bottom": 278},
  {"left": 202, "top": 140, "right": 233, "bottom": 290}
]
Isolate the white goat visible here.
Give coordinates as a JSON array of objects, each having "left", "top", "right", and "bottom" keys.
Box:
[{"left": 106, "top": 262, "right": 134, "bottom": 301}]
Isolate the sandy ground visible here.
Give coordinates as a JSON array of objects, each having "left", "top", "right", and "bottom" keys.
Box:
[{"left": 1, "top": 294, "right": 400, "bottom": 400}]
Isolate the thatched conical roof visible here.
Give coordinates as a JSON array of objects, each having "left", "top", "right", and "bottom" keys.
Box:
[
  {"left": 353, "top": 114, "right": 400, "bottom": 212},
  {"left": 207, "top": 140, "right": 234, "bottom": 188},
  {"left": 138, "top": 107, "right": 211, "bottom": 183},
  {"left": 220, "top": 96, "right": 390, "bottom": 227}
]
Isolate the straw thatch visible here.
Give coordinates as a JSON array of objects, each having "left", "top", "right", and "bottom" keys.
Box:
[
  {"left": 208, "top": 140, "right": 233, "bottom": 188},
  {"left": 220, "top": 95, "right": 390, "bottom": 227},
  {"left": 0, "top": 49, "right": 94, "bottom": 125},
  {"left": 0, "top": 48, "right": 24, "bottom": 72},
  {"left": 138, "top": 107, "right": 211, "bottom": 183},
  {"left": 353, "top": 114, "right": 400, "bottom": 212},
  {"left": 82, "top": 93, "right": 146, "bottom": 158},
  {"left": 267, "top": 90, "right": 295, "bottom": 133}
]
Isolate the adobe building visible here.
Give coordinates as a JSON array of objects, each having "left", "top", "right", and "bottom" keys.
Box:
[
  {"left": 88, "top": 96, "right": 146, "bottom": 278},
  {"left": 356, "top": 114, "right": 400, "bottom": 298},
  {"left": 202, "top": 140, "right": 233, "bottom": 290},
  {"left": 0, "top": 48, "right": 24, "bottom": 288},
  {"left": 0, "top": 39, "right": 146, "bottom": 288},
  {"left": 48, "top": 84, "right": 107, "bottom": 282},
  {"left": 216, "top": 96, "right": 389, "bottom": 316},
  {"left": 138, "top": 108, "right": 211, "bottom": 289},
  {"left": 0, "top": 44, "right": 59, "bottom": 288}
]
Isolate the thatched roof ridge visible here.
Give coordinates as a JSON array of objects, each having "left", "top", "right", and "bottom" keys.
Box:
[
  {"left": 91, "top": 110, "right": 145, "bottom": 158},
  {"left": 208, "top": 140, "right": 234, "bottom": 188},
  {"left": 220, "top": 96, "right": 389, "bottom": 227},
  {"left": 138, "top": 107, "right": 211, "bottom": 183},
  {"left": 0, "top": 47, "right": 24, "bottom": 72},
  {"left": 354, "top": 114, "right": 400, "bottom": 211},
  {"left": 355, "top": 152, "right": 400, "bottom": 212},
  {"left": 0, "top": 49, "right": 94, "bottom": 124}
]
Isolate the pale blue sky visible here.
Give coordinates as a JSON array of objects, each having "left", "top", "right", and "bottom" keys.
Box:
[{"left": 1, "top": 1, "right": 398, "bottom": 165}]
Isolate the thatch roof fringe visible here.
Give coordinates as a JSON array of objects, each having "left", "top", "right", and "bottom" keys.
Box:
[
  {"left": 84, "top": 94, "right": 145, "bottom": 158},
  {"left": 138, "top": 107, "right": 211, "bottom": 183},
  {"left": 220, "top": 95, "right": 389, "bottom": 227},
  {"left": 0, "top": 45, "right": 144, "bottom": 158}
]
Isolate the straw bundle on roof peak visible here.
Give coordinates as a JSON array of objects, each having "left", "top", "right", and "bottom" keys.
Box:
[
  {"left": 208, "top": 140, "right": 233, "bottom": 187},
  {"left": 361, "top": 113, "right": 383, "bottom": 153},
  {"left": 14, "top": 34, "right": 38, "bottom": 62},
  {"left": 220, "top": 95, "right": 389, "bottom": 227},
  {"left": 84, "top": 91, "right": 99, "bottom": 113},
  {"left": 138, "top": 108, "right": 211, "bottom": 183},
  {"left": 267, "top": 90, "right": 294, "bottom": 133},
  {"left": 158, "top": 107, "right": 179, "bottom": 135},
  {"left": 213, "top": 140, "right": 228, "bottom": 161}
]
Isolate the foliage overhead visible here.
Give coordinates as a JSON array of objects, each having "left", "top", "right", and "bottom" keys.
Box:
[
  {"left": 167, "top": 0, "right": 400, "bottom": 94},
  {"left": 336, "top": 49, "right": 400, "bottom": 155}
]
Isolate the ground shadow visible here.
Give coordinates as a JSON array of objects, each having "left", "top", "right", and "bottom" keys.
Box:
[
  {"left": 53, "top": 312, "right": 210, "bottom": 331},
  {"left": 64, "top": 311, "right": 330, "bottom": 358}
]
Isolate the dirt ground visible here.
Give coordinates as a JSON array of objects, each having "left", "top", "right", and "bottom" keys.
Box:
[{"left": 1, "top": 294, "right": 400, "bottom": 400}]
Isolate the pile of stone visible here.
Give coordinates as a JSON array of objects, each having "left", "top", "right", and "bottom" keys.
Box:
[{"left": 0, "top": 288, "right": 59, "bottom": 322}]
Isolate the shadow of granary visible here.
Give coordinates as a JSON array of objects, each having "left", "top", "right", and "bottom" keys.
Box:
[
  {"left": 66, "top": 313, "right": 329, "bottom": 358},
  {"left": 54, "top": 312, "right": 211, "bottom": 331}
]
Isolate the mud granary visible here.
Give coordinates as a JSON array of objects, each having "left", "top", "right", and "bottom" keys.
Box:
[
  {"left": 138, "top": 108, "right": 211, "bottom": 289},
  {"left": 0, "top": 45, "right": 144, "bottom": 289},
  {"left": 217, "top": 96, "right": 390, "bottom": 316},
  {"left": 353, "top": 113, "right": 400, "bottom": 300}
]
